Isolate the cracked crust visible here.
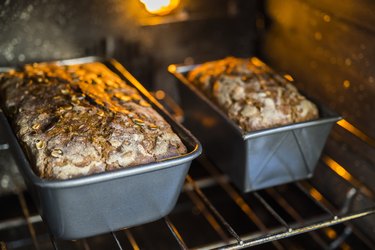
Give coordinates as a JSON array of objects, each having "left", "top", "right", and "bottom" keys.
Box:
[
  {"left": 188, "top": 57, "right": 319, "bottom": 132},
  {"left": 0, "top": 62, "right": 187, "bottom": 180}
]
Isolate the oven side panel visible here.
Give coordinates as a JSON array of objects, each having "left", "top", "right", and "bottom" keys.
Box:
[
  {"left": 262, "top": 0, "right": 375, "bottom": 138},
  {"left": 262, "top": 0, "right": 375, "bottom": 239}
]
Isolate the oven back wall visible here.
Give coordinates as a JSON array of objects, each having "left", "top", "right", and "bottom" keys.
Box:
[{"left": 0, "top": 0, "right": 257, "bottom": 90}]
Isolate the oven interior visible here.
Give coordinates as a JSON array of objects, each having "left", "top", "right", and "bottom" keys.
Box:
[{"left": 0, "top": 0, "right": 374, "bottom": 249}]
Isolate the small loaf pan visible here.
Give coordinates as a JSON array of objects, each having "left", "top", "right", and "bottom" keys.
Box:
[
  {"left": 0, "top": 57, "right": 202, "bottom": 240},
  {"left": 169, "top": 61, "right": 341, "bottom": 193}
]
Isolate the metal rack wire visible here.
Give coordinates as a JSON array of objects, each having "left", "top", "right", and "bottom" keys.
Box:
[{"left": 1, "top": 115, "right": 375, "bottom": 249}]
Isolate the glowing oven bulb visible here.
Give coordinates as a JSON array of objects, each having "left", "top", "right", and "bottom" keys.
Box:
[{"left": 140, "top": 0, "right": 180, "bottom": 15}]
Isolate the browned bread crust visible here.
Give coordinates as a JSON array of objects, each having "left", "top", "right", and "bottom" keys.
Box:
[
  {"left": 0, "top": 62, "right": 186, "bottom": 179},
  {"left": 188, "top": 57, "right": 319, "bottom": 132}
]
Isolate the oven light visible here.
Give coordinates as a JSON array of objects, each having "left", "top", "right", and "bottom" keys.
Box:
[{"left": 140, "top": 0, "right": 180, "bottom": 15}]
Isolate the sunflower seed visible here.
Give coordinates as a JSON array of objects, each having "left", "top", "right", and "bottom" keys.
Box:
[
  {"left": 51, "top": 148, "right": 63, "bottom": 158},
  {"left": 35, "top": 140, "right": 45, "bottom": 149},
  {"left": 97, "top": 109, "right": 105, "bottom": 117},
  {"left": 139, "top": 100, "right": 151, "bottom": 107},
  {"left": 32, "top": 123, "right": 41, "bottom": 130},
  {"left": 133, "top": 118, "right": 145, "bottom": 126},
  {"left": 148, "top": 124, "right": 158, "bottom": 130},
  {"left": 131, "top": 94, "right": 141, "bottom": 101}
]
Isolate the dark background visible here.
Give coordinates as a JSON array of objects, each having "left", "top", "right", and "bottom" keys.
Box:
[{"left": 0, "top": 0, "right": 257, "bottom": 91}]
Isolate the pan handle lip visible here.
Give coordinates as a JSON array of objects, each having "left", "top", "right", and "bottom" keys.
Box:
[{"left": 242, "top": 116, "right": 342, "bottom": 140}]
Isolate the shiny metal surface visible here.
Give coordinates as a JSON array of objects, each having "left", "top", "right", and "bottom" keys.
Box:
[
  {"left": 0, "top": 57, "right": 202, "bottom": 240},
  {"left": 169, "top": 63, "right": 341, "bottom": 192}
]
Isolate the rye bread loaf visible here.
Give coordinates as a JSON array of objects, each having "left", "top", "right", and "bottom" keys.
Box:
[
  {"left": 0, "top": 62, "right": 187, "bottom": 180},
  {"left": 188, "top": 57, "right": 319, "bottom": 132}
]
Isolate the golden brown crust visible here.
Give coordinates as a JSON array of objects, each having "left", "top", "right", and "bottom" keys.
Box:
[
  {"left": 188, "top": 57, "right": 319, "bottom": 132},
  {"left": 0, "top": 62, "right": 186, "bottom": 179}
]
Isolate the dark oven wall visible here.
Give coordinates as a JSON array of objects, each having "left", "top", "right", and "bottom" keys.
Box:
[
  {"left": 0, "top": 0, "right": 257, "bottom": 91},
  {"left": 262, "top": 0, "right": 375, "bottom": 138},
  {"left": 262, "top": 0, "right": 375, "bottom": 239}
]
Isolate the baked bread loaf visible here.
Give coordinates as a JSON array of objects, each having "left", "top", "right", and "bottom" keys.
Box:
[
  {"left": 0, "top": 62, "right": 187, "bottom": 180},
  {"left": 188, "top": 57, "right": 319, "bottom": 132}
]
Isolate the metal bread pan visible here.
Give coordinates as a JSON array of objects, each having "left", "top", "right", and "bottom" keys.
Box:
[
  {"left": 0, "top": 57, "right": 202, "bottom": 240},
  {"left": 169, "top": 62, "right": 341, "bottom": 193}
]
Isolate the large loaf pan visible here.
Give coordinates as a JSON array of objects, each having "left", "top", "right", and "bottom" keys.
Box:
[
  {"left": 0, "top": 57, "right": 202, "bottom": 240},
  {"left": 169, "top": 61, "right": 341, "bottom": 193}
]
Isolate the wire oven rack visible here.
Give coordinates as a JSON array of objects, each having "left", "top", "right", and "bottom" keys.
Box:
[{"left": 0, "top": 103, "right": 375, "bottom": 250}]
